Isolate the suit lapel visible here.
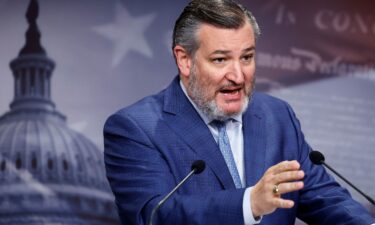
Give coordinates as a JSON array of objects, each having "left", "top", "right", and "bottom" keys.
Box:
[
  {"left": 243, "top": 96, "right": 267, "bottom": 187},
  {"left": 163, "top": 77, "right": 236, "bottom": 189}
]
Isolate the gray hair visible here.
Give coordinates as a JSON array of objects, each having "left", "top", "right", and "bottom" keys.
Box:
[{"left": 172, "top": 0, "right": 261, "bottom": 58}]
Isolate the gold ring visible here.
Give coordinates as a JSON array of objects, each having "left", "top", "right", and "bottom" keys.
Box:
[{"left": 272, "top": 184, "right": 279, "bottom": 195}]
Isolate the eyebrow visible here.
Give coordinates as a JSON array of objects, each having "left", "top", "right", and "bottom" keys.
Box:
[
  {"left": 210, "top": 50, "right": 231, "bottom": 55},
  {"left": 243, "top": 47, "right": 255, "bottom": 52},
  {"left": 209, "top": 46, "right": 255, "bottom": 56}
]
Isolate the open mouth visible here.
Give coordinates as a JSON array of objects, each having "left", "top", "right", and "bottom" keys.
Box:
[{"left": 219, "top": 87, "right": 241, "bottom": 95}]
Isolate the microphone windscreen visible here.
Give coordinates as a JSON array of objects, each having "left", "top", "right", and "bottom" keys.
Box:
[
  {"left": 191, "top": 160, "right": 205, "bottom": 174},
  {"left": 309, "top": 150, "right": 325, "bottom": 165}
]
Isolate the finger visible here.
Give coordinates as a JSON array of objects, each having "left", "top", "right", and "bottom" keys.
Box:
[
  {"left": 274, "top": 170, "right": 305, "bottom": 184},
  {"left": 272, "top": 198, "right": 295, "bottom": 209},
  {"left": 271, "top": 160, "right": 300, "bottom": 174},
  {"left": 277, "top": 181, "right": 304, "bottom": 195}
]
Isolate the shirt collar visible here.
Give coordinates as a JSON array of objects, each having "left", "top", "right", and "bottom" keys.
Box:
[{"left": 179, "top": 80, "right": 243, "bottom": 125}]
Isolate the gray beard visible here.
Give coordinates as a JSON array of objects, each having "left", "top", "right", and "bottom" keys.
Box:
[{"left": 187, "top": 66, "right": 253, "bottom": 122}]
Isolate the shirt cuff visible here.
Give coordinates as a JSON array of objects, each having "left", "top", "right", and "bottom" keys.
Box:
[{"left": 243, "top": 187, "right": 262, "bottom": 225}]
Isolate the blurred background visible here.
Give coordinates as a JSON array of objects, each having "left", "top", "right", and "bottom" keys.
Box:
[{"left": 0, "top": 0, "right": 374, "bottom": 224}]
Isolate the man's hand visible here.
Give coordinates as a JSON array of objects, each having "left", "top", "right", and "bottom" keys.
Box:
[{"left": 250, "top": 160, "right": 305, "bottom": 218}]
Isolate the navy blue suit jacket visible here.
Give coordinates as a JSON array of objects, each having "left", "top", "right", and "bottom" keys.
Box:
[{"left": 104, "top": 76, "right": 374, "bottom": 225}]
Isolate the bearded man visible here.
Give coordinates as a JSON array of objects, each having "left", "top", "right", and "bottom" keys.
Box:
[{"left": 104, "top": 1, "right": 375, "bottom": 225}]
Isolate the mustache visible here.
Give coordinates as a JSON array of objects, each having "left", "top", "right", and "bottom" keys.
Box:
[{"left": 217, "top": 81, "right": 244, "bottom": 91}]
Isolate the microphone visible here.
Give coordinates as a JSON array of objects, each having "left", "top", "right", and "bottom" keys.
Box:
[
  {"left": 309, "top": 150, "right": 375, "bottom": 206},
  {"left": 148, "top": 160, "right": 206, "bottom": 225}
]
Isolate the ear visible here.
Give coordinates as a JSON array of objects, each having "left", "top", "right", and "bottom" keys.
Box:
[{"left": 173, "top": 45, "right": 193, "bottom": 78}]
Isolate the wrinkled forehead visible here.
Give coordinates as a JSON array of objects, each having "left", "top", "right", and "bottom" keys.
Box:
[{"left": 195, "top": 21, "right": 255, "bottom": 54}]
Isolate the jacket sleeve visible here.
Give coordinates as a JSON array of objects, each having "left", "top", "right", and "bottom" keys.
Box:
[
  {"left": 284, "top": 103, "right": 375, "bottom": 225},
  {"left": 103, "top": 112, "right": 246, "bottom": 225}
]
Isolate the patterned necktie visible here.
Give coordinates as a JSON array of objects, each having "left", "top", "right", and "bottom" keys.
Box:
[{"left": 211, "top": 120, "right": 243, "bottom": 188}]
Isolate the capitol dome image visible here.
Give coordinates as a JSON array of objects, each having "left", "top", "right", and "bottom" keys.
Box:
[{"left": 0, "top": 0, "right": 120, "bottom": 224}]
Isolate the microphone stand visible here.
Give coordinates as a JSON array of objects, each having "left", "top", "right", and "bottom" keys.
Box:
[
  {"left": 322, "top": 161, "right": 375, "bottom": 206},
  {"left": 148, "top": 159, "right": 205, "bottom": 225}
]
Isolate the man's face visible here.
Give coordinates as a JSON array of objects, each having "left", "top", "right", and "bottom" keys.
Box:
[{"left": 186, "top": 21, "right": 256, "bottom": 120}]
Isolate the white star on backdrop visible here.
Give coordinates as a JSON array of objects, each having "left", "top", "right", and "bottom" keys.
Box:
[{"left": 93, "top": 1, "right": 156, "bottom": 67}]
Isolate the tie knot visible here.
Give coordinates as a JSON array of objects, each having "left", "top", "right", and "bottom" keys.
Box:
[{"left": 211, "top": 120, "right": 227, "bottom": 130}]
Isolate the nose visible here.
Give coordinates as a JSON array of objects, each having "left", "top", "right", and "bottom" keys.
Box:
[{"left": 226, "top": 61, "right": 244, "bottom": 85}]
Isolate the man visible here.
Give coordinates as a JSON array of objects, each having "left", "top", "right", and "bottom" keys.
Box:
[{"left": 104, "top": 0, "right": 375, "bottom": 224}]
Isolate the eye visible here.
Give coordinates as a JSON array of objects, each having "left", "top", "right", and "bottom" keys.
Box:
[
  {"left": 212, "top": 57, "right": 226, "bottom": 64},
  {"left": 242, "top": 54, "right": 254, "bottom": 62}
]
